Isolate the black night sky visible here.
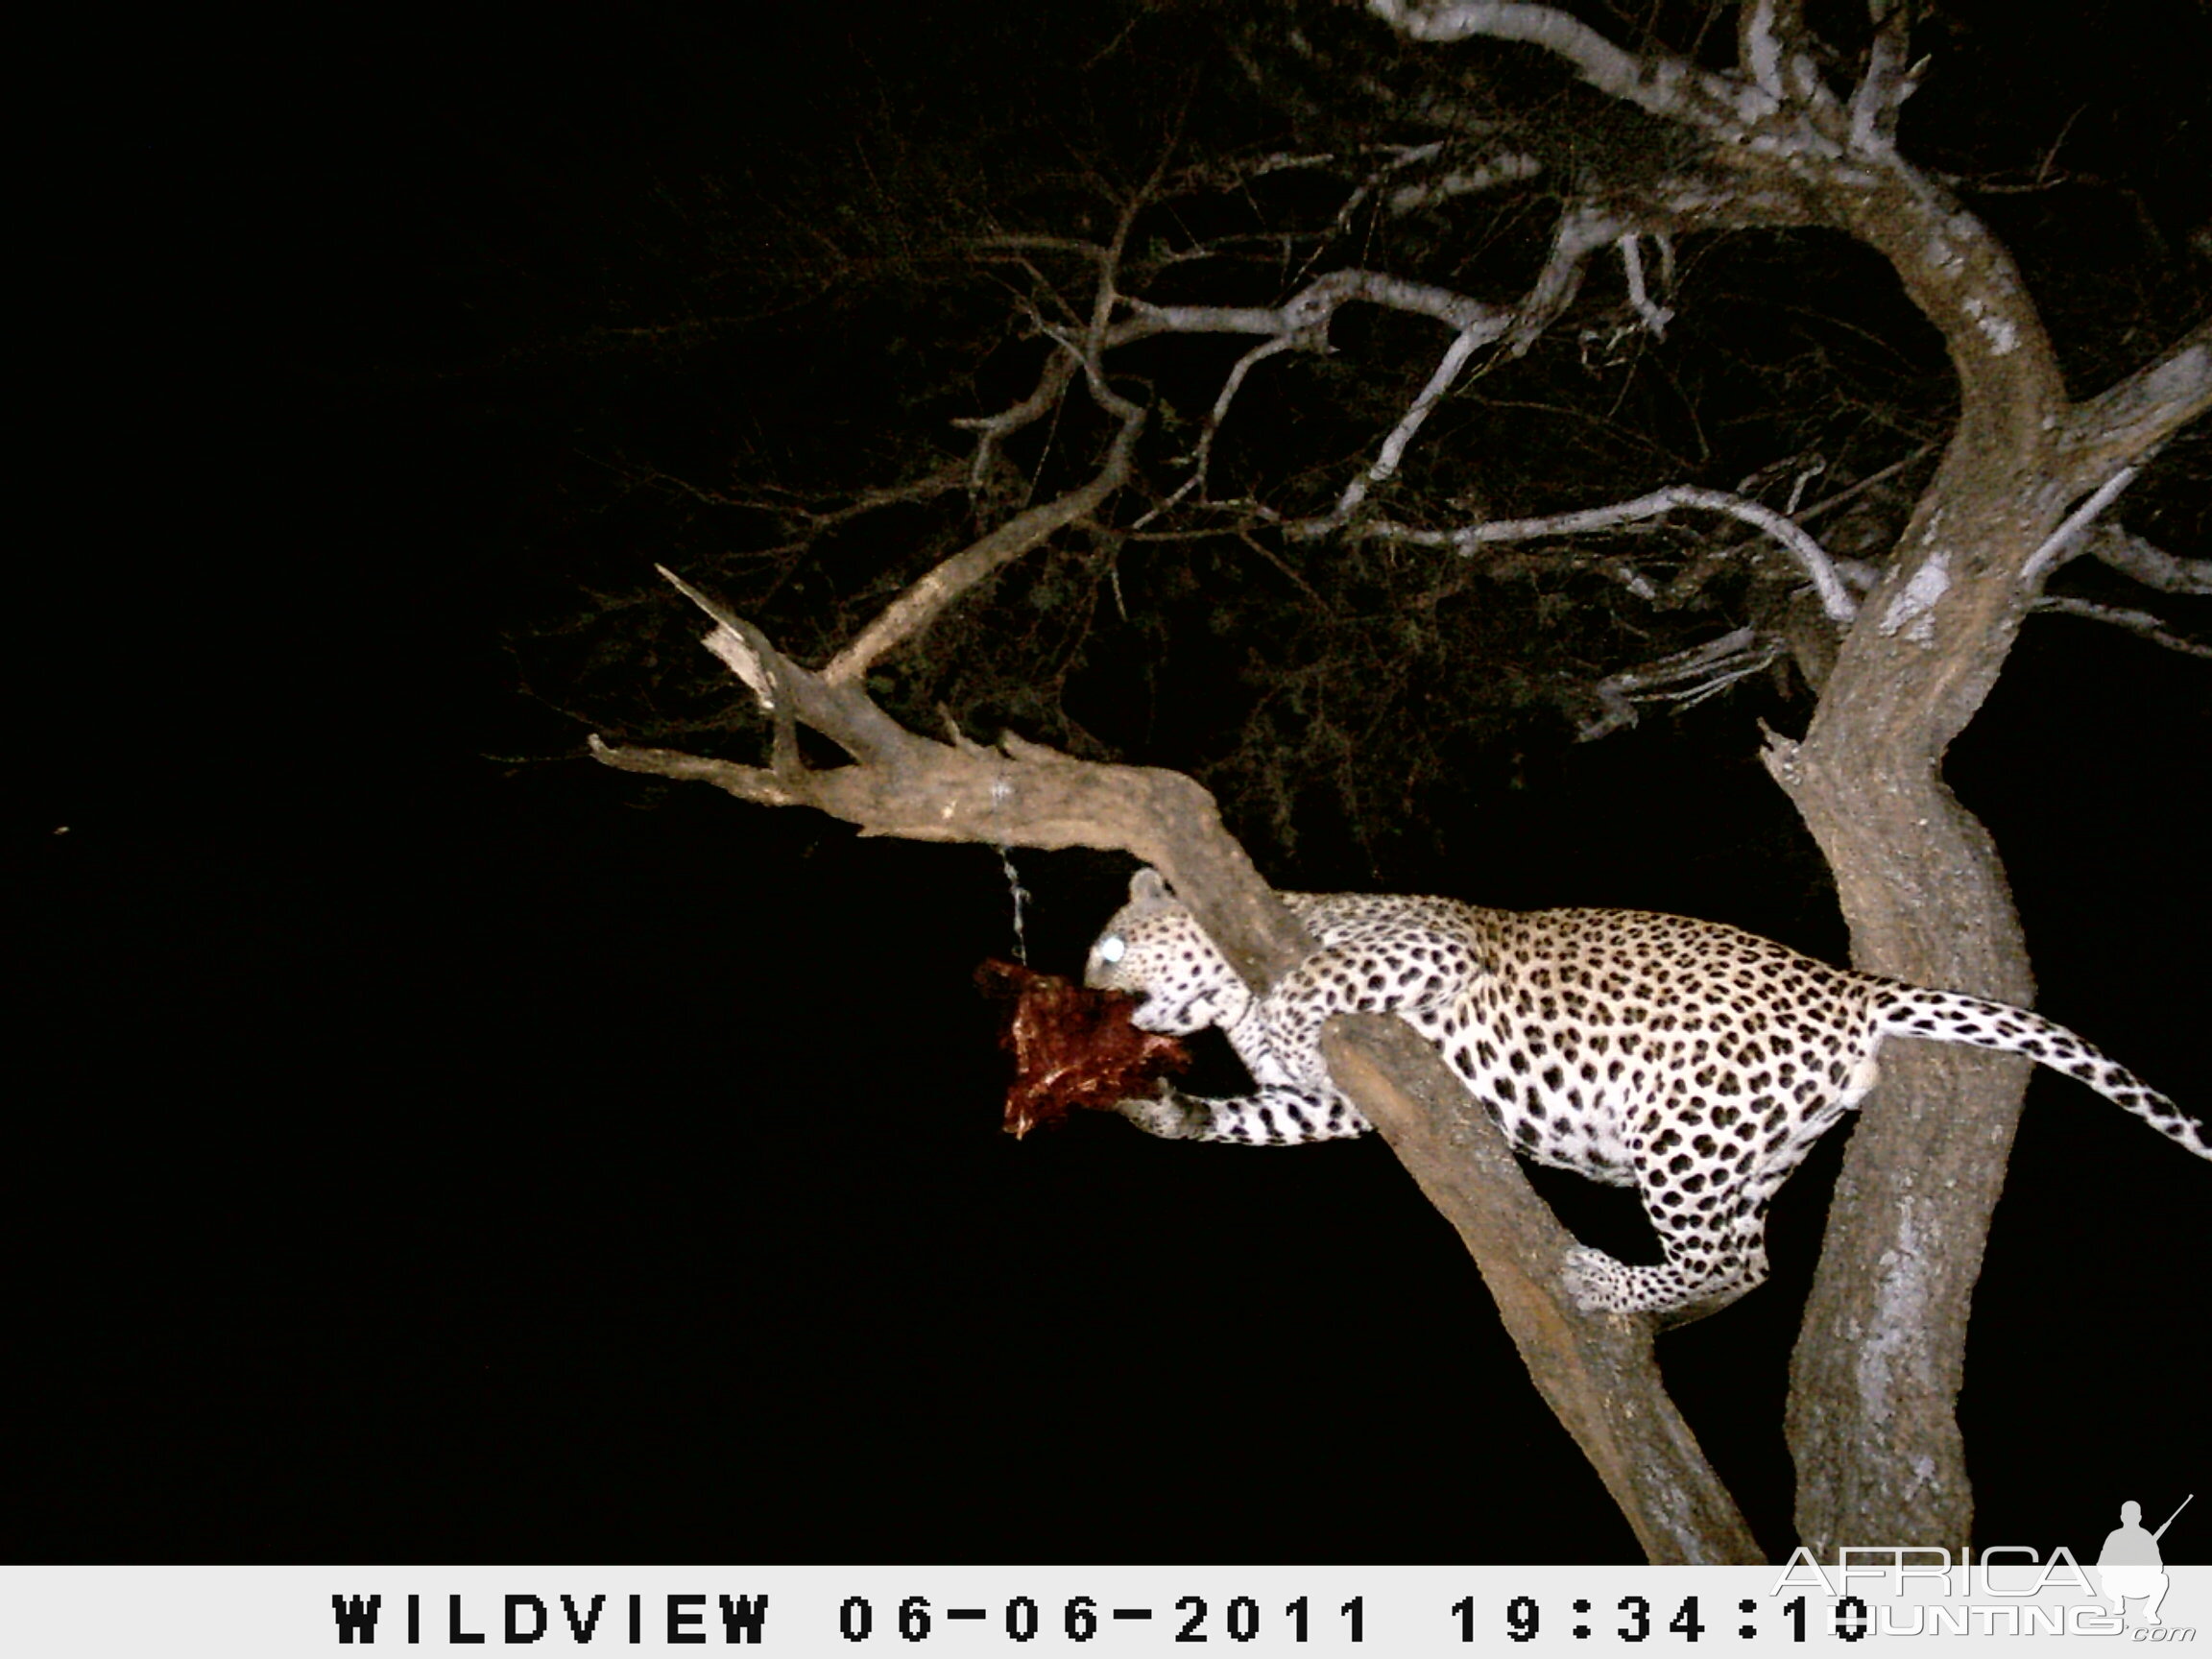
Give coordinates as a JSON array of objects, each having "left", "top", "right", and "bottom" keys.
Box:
[{"left": 16, "top": 6, "right": 2208, "bottom": 1567}]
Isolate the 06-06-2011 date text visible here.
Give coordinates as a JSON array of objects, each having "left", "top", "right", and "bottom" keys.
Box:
[{"left": 830, "top": 1591, "right": 1856, "bottom": 1643}]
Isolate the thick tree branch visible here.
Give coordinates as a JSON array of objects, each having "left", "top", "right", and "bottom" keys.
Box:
[
  {"left": 2058, "top": 316, "right": 2212, "bottom": 486},
  {"left": 1371, "top": 0, "right": 1856, "bottom": 162},
  {"left": 1368, "top": 3, "right": 1658, "bottom": 108},
  {"left": 1323, "top": 1017, "right": 1764, "bottom": 1564},
  {"left": 599, "top": 585, "right": 1310, "bottom": 989}
]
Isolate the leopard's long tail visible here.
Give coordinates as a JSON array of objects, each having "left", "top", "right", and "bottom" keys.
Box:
[{"left": 1871, "top": 984, "right": 2209, "bottom": 1161}]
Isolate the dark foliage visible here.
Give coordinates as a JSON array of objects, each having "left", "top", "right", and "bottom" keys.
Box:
[{"left": 456, "top": 1, "right": 2211, "bottom": 879}]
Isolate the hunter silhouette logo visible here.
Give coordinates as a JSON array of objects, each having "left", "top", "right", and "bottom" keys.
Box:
[{"left": 2099, "top": 1494, "right": 2192, "bottom": 1627}]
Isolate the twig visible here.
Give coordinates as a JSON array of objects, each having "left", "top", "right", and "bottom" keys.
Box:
[
  {"left": 2019, "top": 465, "right": 2140, "bottom": 590},
  {"left": 2032, "top": 596, "right": 2212, "bottom": 660},
  {"left": 2082, "top": 523, "right": 2212, "bottom": 595},
  {"left": 1575, "top": 627, "right": 1782, "bottom": 740},
  {"left": 1331, "top": 322, "right": 1507, "bottom": 519}
]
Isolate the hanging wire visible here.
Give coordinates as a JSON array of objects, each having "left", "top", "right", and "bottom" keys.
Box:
[{"left": 997, "top": 846, "right": 1031, "bottom": 966}]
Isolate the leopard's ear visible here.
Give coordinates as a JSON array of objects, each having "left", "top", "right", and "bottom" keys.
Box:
[{"left": 1128, "top": 866, "right": 1176, "bottom": 911}]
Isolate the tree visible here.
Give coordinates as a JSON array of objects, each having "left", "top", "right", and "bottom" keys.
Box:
[{"left": 538, "top": 1, "right": 2211, "bottom": 1560}]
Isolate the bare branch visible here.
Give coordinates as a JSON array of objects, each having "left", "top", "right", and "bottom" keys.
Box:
[
  {"left": 950, "top": 348, "right": 1083, "bottom": 501},
  {"left": 1385, "top": 151, "right": 1544, "bottom": 213},
  {"left": 1576, "top": 628, "right": 1784, "bottom": 741},
  {"left": 1738, "top": 0, "right": 1791, "bottom": 99},
  {"left": 2083, "top": 523, "right": 2212, "bottom": 595},
  {"left": 1116, "top": 268, "right": 1514, "bottom": 535},
  {"left": 1846, "top": 0, "right": 1919, "bottom": 156},
  {"left": 1509, "top": 204, "right": 1625, "bottom": 354},
  {"left": 1367, "top": 2, "right": 1657, "bottom": 108},
  {"left": 817, "top": 193, "right": 1174, "bottom": 687},
  {"left": 588, "top": 733, "right": 808, "bottom": 807},
  {"left": 2032, "top": 596, "right": 2212, "bottom": 660},
  {"left": 970, "top": 234, "right": 1110, "bottom": 264},
  {"left": 1617, "top": 234, "right": 1673, "bottom": 338},
  {"left": 666, "top": 462, "right": 970, "bottom": 527},
  {"left": 2060, "top": 317, "right": 2212, "bottom": 482},
  {"left": 950, "top": 347, "right": 1080, "bottom": 439},
  {"left": 1792, "top": 445, "right": 1936, "bottom": 526},
  {"left": 823, "top": 394, "right": 1146, "bottom": 688},
  {"left": 1331, "top": 322, "right": 1506, "bottom": 520},
  {"left": 1314, "top": 140, "right": 1442, "bottom": 230},
  {"left": 1134, "top": 334, "right": 1302, "bottom": 528},
  {"left": 1119, "top": 267, "right": 1507, "bottom": 345},
  {"left": 2019, "top": 465, "right": 2142, "bottom": 591},
  {"left": 1127, "top": 215, "right": 1629, "bottom": 544},
  {"left": 1360, "top": 485, "right": 1859, "bottom": 622}
]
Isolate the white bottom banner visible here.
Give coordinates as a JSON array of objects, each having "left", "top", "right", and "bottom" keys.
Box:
[{"left": 4, "top": 1560, "right": 2206, "bottom": 1652}]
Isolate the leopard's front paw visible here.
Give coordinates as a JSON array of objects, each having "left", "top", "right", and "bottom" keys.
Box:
[{"left": 1115, "top": 1084, "right": 1210, "bottom": 1141}]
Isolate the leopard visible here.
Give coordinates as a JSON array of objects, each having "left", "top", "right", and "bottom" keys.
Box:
[{"left": 1084, "top": 868, "right": 2207, "bottom": 1321}]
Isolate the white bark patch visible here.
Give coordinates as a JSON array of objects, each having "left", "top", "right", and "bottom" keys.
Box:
[
  {"left": 1880, "top": 550, "right": 1952, "bottom": 643},
  {"left": 1856, "top": 1197, "right": 1931, "bottom": 1422},
  {"left": 1733, "top": 84, "right": 1783, "bottom": 125},
  {"left": 1960, "top": 294, "right": 2018, "bottom": 356},
  {"left": 1744, "top": 1, "right": 1784, "bottom": 96}
]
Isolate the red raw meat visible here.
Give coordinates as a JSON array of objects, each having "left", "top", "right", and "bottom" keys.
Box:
[{"left": 976, "top": 959, "right": 1192, "bottom": 1137}]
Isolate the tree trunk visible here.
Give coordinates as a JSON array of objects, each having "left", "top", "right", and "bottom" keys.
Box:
[{"left": 1762, "top": 438, "right": 2055, "bottom": 1555}]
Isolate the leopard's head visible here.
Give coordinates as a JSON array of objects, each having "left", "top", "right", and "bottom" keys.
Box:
[{"left": 1084, "top": 868, "right": 1253, "bottom": 1035}]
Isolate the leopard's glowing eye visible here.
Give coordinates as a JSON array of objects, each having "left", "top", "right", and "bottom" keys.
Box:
[{"left": 1098, "top": 936, "right": 1126, "bottom": 963}]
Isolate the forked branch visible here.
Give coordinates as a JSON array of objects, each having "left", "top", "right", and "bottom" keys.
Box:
[
  {"left": 823, "top": 390, "right": 1146, "bottom": 688},
  {"left": 595, "top": 569, "right": 1308, "bottom": 988}
]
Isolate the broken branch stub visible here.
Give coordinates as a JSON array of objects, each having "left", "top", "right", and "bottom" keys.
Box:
[{"left": 595, "top": 578, "right": 1313, "bottom": 993}]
